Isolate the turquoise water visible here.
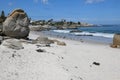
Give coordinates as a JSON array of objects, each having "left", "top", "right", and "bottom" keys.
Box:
[
  {"left": 79, "top": 25, "right": 120, "bottom": 34},
  {"left": 50, "top": 25, "right": 120, "bottom": 44},
  {"left": 52, "top": 25, "right": 120, "bottom": 38}
]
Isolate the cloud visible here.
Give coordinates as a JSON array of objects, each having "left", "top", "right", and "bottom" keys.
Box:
[
  {"left": 41, "top": 0, "right": 48, "bottom": 4},
  {"left": 85, "top": 0, "right": 104, "bottom": 4},
  {"left": 33, "top": 0, "right": 39, "bottom": 3},
  {"left": 33, "top": 0, "right": 48, "bottom": 4},
  {"left": 8, "top": 2, "right": 13, "bottom": 6}
]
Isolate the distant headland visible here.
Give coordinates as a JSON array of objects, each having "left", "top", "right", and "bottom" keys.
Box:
[{"left": 30, "top": 19, "right": 96, "bottom": 29}]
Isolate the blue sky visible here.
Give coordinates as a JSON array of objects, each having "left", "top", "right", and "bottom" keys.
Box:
[{"left": 0, "top": 0, "right": 120, "bottom": 24}]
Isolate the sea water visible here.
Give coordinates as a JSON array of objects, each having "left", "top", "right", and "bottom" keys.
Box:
[
  {"left": 47, "top": 25, "right": 120, "bottom": 44},
  {"left": 78, "top": 25, "right": 120, "bottom": 38}
]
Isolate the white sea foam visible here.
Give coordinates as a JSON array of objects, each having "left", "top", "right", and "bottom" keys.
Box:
[
  {"left": 73, "top": 32, "right": 114, "bottom": 38},
  {"left": 52, "top": 30, "right": 114, "bottom": 38},
  {"left": 53, "top": 30, "right": 70, "bottom": 33}
]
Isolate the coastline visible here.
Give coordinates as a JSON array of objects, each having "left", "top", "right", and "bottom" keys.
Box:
[
  {"left": 0, "top": 31, "right": 120, "bottom": 80},
  {"left": 31, "top": 30, "right": 113, "bottom": 45}
]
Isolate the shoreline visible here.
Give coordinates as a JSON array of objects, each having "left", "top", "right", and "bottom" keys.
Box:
[{"left": 31, "top": 31, "right": 113, "bottom": 45}]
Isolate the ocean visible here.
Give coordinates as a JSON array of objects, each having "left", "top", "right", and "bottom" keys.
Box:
[{"left": 42, "top": 25, "right": 120, "bottom": 44}]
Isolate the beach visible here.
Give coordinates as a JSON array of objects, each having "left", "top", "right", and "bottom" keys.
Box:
[
  {"left": 0, "top": 31, "right": 120, "bottom": 80},
  {"left": 1, "top": 0, "right": 120, "bottom": 79}
]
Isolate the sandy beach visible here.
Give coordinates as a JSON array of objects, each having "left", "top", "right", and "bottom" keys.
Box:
[
  {"left": 0, "top": 31, "right": 120, "bottom": 80},
  {"left": 1, "top": 0, "right": 120, "bottom": 80}
]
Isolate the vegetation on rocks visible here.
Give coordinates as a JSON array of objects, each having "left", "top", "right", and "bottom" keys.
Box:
[
  {"left": 30, "top": 19, "right": 95, "bottom": 29},
  {"left": 0, "top": 10, "right": 6, "bottom": 23}
]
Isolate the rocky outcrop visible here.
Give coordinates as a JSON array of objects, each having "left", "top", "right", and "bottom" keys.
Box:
[
  {"left": 30, "top": 25, "right": 56, "bottom": 31},
  {"left": 52, "top": 39, "right": 66, "bottom": 46},
  {"left": 35, "top": 36, "right": 66, "bottom": 46},
  {"left": 2, "top": 39, "right": 24, "bottom": 50},
  {"left": 80, "top": 22, "right": 95, "bottom": 27},
  {"left": 57, "top": 41, "right": 66, "bottom": 46},
  {"left": 3, "top": 9, "right": 30, "bottom": 39},
  {"left": 111, "top": 34, "right": 120, "bottom": 48},
  {"left": 36, "top": 36, "right": 54, "bottom": 44}
]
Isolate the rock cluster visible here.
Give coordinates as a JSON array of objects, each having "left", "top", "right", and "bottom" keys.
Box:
[{"left": 0, "top": 9, "right": 66, "bottom": 50}]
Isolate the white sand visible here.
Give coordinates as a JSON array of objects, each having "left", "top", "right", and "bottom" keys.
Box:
[{"left": 0, "top": 32, "right": 120, "bottom": 80}]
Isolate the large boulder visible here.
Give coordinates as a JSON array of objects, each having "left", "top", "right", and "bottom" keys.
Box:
[
  {"left": 3, "top": 9, "right": 30, "bottom": 39},
  {"left": 111, "top": 34, "right": 120, "bottom": 48}
]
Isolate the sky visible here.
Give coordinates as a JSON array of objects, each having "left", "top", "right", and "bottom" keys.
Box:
[{"left": 0, "top": 0, "right": 120, "bottom": 24}]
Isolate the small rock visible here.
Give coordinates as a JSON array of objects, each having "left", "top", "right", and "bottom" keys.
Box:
[
  {"left": 66, "top": 69, "right": 69, "bottom": 71},
  {"left": 36, "top": 49, "right": 45, "bottom": 52},
  {"left": 26, "top": 39, "right": 37, "bottom": 44},
  {"left": 36, "top": 44, "right": 51, "bottom": 47},
  {"left": 61, "top": 57, "right": 64, "bottom": 59},
  {"left": 93, "top": 62, "right": 100, "bottom": 66},
  {"left": 12, "top": 54, "right": 15, "bottom": 58},
  {"left": 46, "top": 44, "right": 51, "bottom": 47},
  {"left": 75, "top": 66, "right": 78, "bottom": 68},
  {"left": 70, "top": 78, "right": 73, "bottom": 80}
]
